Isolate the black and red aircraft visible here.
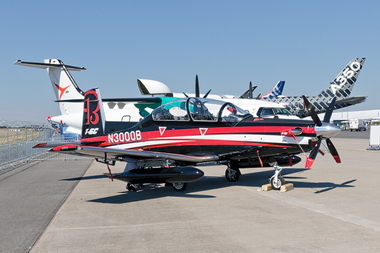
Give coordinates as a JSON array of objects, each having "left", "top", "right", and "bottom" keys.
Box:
[{"left": 35, "top": 88, "right": 341, "bottom": 191}]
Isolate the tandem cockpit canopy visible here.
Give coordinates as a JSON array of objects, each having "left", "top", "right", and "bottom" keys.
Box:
[{"left": 152, "top": 98, "right": 251, "bottom": 124}]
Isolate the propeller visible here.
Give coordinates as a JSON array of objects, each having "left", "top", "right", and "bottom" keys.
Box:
[
  {"left": 203, "top": 89, "right": 212, "bottom": 98},
  {"left": 194, "top": 75, "right": 212, "bottom": 98},
  {"left": 303, "top": 95, "right": 322, "bottom": 126},
  {"left": 195, "top": 75, "right": 200, "bottom": 98},
  {"left": 249, "top": 81, "right": 253, "bottom": 99},
  {"left": 303, "top": 96, "right": 341, "bottom": 169}
]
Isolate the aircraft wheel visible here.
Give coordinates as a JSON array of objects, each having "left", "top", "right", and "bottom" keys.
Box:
[
  {"left": 126, "top": 183, "right": 137, "bottom": 191},
  {"left": 270, "top": 176, "right": 285, "bottom": 190},
  {"left": 172, "top": 182, "right": 187, "bottom": 191},
  {"left": 225, "top": 166, "right": 240, "bottom": 182}
]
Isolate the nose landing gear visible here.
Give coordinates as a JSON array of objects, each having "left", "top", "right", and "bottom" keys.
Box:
[{"left": 269, "top": 162, "right": 285, "bottom": 190}]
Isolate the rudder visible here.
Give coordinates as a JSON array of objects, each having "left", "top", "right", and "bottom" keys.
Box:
[{"left": 82, "top": 88, "right": 106, "bottom": 138}]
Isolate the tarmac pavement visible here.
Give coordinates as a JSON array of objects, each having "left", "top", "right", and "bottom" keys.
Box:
[
  {"left": 0, "top": 155, "right": 93, "bottom": 253},
  {"left": 28, "top": 137, "right": 380, "bottom": 252}
]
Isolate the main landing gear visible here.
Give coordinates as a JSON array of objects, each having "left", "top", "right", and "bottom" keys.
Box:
[
  {"left": 269, "top": 162, "right": 285, "bottom": 190},
  {"left": 172, "top": 182, "right": 187, "bottom": 191},
  {"left": 126, "top": 183, "right": 142, "bottom": 192},
  {"left": 225, "top": 163, "right": 241, "bottom": 182}
]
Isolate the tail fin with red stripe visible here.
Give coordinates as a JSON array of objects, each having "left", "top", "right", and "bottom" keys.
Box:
[{"left": 82, "top": 88, "right": 105, "bottom": 139}]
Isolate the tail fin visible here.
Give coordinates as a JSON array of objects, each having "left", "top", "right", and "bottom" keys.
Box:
[
  {"left": 321, "top": 58, "right": 365, "bottom": 99},
  {"left": 14, "top": 59, "right": 86, "bottom": 115},
  {"left": 259, "top": 80, "right": 285, "bottom": 98},
  {"left": 82, "top": 88, "right": 106, "bottom": 139}
]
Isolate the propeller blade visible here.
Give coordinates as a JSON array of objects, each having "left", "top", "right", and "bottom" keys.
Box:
[
  {"left": 323, "top": 97, "right": 337, "bottom": 123},
  {"left": 203, "top": 89, "right": 212, "bottom": 98},
  {"left": 326, "top": 138, "right": 341, "bottom": 163},
  {"left": 195, "top": 75, "right": 200, "bottom": 98},
  {"left": 249, "top": 81, "right": 253, "bottom": 99},
  {"left": 305, "top": 137, "right": 322, "bottom": 169},
  {"left": 309, "top": 137, "right": 322, "bottom": 160},
  {"left": 302, "top": 95, "right": 322, "bottom": 126}
]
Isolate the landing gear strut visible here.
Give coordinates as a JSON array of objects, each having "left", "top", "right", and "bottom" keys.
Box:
[
  {"left": 225, "top": 163, "right": 241, "bottom": 182},
  {"left": 269, "top": 162, "right": 285, "bottom": 190}
]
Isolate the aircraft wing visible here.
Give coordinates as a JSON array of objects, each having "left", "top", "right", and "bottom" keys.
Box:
[
  {"left": 40, "top": 144, "right": 220, "bottom": 163},
  {"left": 335, "top": 96, "right": 366, "bottom": 109}
]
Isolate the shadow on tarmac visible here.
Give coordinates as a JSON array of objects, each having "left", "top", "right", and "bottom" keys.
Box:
[
  {"left": 85, "top": 168, "right": 357, "bottom": 204},
  {"left": 61, "top": 175, "right": 107, "bottom": 181}
]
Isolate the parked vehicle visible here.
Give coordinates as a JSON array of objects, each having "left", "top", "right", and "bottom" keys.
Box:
[{"left": 349, "top": 118, "right": 366, "bottom": 131}]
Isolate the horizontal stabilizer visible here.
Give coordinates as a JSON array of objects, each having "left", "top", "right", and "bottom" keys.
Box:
[
  {"left": 14, "top": 60, "right": 86, "bottom": 71},
  {"left": 335, "top": 96, "right": 366, "bottom": 106},
  {"left": 54, "top": 97, "right": 163, "bottom": 103}
]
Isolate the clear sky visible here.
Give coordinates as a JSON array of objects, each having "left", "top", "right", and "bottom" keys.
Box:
[{"left": 1, "top": 0, "right": 379, "bottom": 123}]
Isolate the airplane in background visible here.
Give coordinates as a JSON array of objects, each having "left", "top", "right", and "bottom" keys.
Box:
[
  {"left": 255, "top": 80, "right": 285, "bottom": 99},
  {"left": 14, "top": 60, "right": 295, "bottom": 136},
  {"left": 34, "top": 88, "right": 341, "bottom": 191},
  {"left": 259, "top": 58, "right": 367, "bottom": 118},
  {"left": 14, "top": 59, "right": 145, "bottom": 136}
]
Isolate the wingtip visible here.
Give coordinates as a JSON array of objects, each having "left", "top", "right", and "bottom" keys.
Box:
[{"left": 33, "top": 143, "right": 47, "bottom": 148}]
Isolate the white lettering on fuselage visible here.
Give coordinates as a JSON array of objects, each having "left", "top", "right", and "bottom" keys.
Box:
[{"left": 108, "top": 130, "right": 141, "bottom": 143}]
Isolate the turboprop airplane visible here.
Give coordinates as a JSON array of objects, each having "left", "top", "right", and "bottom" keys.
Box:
[
  {"left": 259, "top": 58, "right": 367, "bottom": 118},
  {"left": 34, "top": 88, "right": 341, "bottom": 192}
]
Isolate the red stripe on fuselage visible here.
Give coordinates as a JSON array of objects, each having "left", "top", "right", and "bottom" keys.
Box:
[{"left": 82, "top": 125, "right": 315, "bottom": 148}]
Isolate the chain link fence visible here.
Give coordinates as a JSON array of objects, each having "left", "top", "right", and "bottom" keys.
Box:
[{"left": 0, "top": 120, "right": 89, "bottom": 175}]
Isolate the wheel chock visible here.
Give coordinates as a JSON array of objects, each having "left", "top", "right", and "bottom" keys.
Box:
[
  {"left": 280, "top": 183, "right": 294, "bottom": 192},
  {"left": 262, "top": 184, "right": 272, "bottom": 191}
]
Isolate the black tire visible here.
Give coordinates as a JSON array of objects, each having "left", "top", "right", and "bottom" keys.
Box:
[
  {"left": 270, "top": 176, "right": 285, "bottom": 190},
  {"left": 225, "top": 166, "right": 240, "bottom": 182},
  {"left": 126, "top": 183, "right": 137, "bottom": 192},
  {"left": 172, "top": 182, "right": 187, "bottom": 191}
]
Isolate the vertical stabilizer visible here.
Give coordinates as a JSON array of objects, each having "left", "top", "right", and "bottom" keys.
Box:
[
  {"left": 320, "top": 58, "right": 365, "bottom": 100},
  {"left": 82, "top": 88, "right": 105, "bottom": 138},
  {"left": 14, "top": 59, "right": 86, "bottom": 115},
  {"left": 260, "top": 81, "right": 285, "bottom": 98}
]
